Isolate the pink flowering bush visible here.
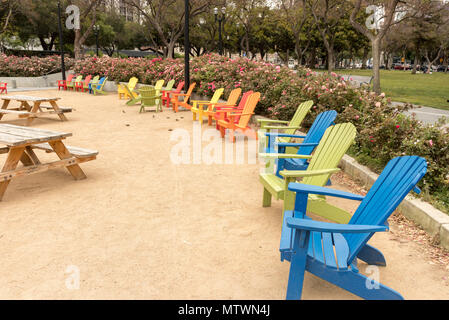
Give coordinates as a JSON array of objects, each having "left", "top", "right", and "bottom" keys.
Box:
[{"left": 0, "top": 54, "right": 74, "bottom": 77}]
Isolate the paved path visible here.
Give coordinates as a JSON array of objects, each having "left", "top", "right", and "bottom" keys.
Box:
[{"left": 337, "top": 73, "right": 449, "bottom": 126}]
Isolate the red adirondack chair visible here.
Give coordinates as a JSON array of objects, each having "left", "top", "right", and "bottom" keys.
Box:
[
  {"left": 58, "top": 74, "right": 75, "bottom": 91},
  {"left": 213, "top": 90, "right": 253, "bottom": 129},
  {"left": 0, "top": 82, "right": 7, "bottom": 94},
  {"left": 76, "top": 75, "right": 92, "bottom": 92},
  {"left": 163, "top": 81, "right": 184, "bottom": 108},
  {"left": 217, "top": 92, "right": 260, "bottom": 142}
]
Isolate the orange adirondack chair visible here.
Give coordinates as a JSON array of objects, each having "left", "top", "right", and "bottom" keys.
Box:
[
  {"left": 163, "top": 81, "right": 184, "bottom": 108},
  {"left": 76, "top": 75, "right": 92, "bottom": 92},
  {"left": 171, "top": 83, "right": 196, "bottom": 113},
  {"left": 204, "top": 88, "right": 242, "bottom": 126},
  {"left": 57, "top": 74, "right": 75, "bottom": 91},
  {"left": 212, "top": 90, "right": 253, "bottom": 129},
  {"left": 217, "top": 92, "right": 260, "bottom": 142}
]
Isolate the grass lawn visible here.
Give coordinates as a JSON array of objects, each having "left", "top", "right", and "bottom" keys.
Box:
[{"left": 331, "top": 69, "right": 449, "bottom": 110}]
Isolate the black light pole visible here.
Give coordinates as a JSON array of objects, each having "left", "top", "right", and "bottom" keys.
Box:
[
  {"left": 214, "top": 7, "right": 225, "bottom": 56},
  {"left": 57, "top": 0, "right": 66, "bottom": 81},
  {"left": 184, "top": 0, "right": 190, "bottom": 89},
  {"left": 93, "top": 25, "right": 100, "bottom": 56}
]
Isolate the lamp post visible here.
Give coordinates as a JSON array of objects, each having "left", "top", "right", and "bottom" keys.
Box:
[
  {"left": 93, "top": 24, "right": 100, "bottom": 56},
  {"left": 214, "top": 7, "right": 225, "bottom": 55},
  {"left": 184, "top": 0, "right": 190, "bottom": 89},
  {"left": 57, "top": 0, "right": 66, "bottom": 81}
]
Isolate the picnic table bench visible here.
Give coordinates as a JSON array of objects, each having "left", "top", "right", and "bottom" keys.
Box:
[
  {"left": 0, "top": 95, "right": 72, "bottom": 126},
  {"left": 0, "top": 124, "right": 97, "bottom": 201}
]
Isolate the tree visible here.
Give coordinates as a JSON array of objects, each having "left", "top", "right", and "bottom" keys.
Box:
[
  {"left": 309, "top": 0, "right": 349, "bottom": 73},
  {"left": 68, "top": 0, "right": 102, "bottom": 59},
  {"left": 124, "top": 0, "right": 211, "bottom": 58},
  {"left": 349, "top": 0, "right": 405, "bottom": 93}
]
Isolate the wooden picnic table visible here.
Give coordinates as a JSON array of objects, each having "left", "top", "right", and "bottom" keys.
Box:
[
  {"left": 0, "top": 124, "right": 98, "bottom": 201},
  {"left": 0, "top": 95, "right": 72, "bottom": 126}
]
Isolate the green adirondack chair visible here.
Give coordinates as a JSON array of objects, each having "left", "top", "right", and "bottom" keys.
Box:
[
  {"left": 88, "top": 75, "right": 100, "bottom": 94},
  {"left": 259, "top": 123, "right": 356, "bottom": 223},
  {"left": 67, "top": 75, "right": 82, "bottom": 91},
  {"left": 124, "top": 85, "right": 141, "bottom": 105},
  {"left": 258, "top": 100, "right": 313, "bottom": 154},
  {"left": 93, "top": 76, "right": 108, "bottom": 95},
  {"left": 139, "top": 86, "right": 163, "bottom": 113}
]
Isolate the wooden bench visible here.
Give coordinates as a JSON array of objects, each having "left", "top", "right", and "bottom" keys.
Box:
[
  {"left": 31, "top": 143, "right": 98, "bottom": 158},
  {"left": 0, "top": 109, "right": 32, "bottom": 118},
  {"left": 39, "top": 105, "right": 73, "bottom": 113}
]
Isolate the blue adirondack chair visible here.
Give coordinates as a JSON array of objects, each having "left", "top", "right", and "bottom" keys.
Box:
[
  {"left": 280, "top": 156, "right": 427, "bottom": 300},
  {"left": 263, "top": 111, "right": 337, "bottom": 179}
]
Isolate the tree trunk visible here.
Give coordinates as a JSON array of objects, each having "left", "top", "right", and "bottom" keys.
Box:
[
  {"left": 361, "top": 47, "right": 368, "bottom": 69},
  {"left": 372, "top": 39, "right": 381, "bottom": 94},
  {"left": 74, "top": 30, "right": 83, "bottom": 60}
]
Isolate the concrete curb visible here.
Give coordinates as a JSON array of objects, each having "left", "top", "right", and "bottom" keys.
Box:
[{"left": 253, "top": 114, "right": 449, "bottom": 250}]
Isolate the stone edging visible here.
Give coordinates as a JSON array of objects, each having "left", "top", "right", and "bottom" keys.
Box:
[{"left": 252, "top": 115, "right": 449, "bottom": 250}]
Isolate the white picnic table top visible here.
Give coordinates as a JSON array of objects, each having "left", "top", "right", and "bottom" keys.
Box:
[
  {"left": 1, "top": 95, "right": 60, "bottom": 102},
  {"left": 0, "top": 124, "right": 71, "bottom": 147}
]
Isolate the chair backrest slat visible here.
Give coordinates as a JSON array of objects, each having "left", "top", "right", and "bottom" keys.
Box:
[
  {"left": 284, "top": 101, "right": 313, "bottom": 136},
  {"left": 302, "top": 123, "right": 356, "bottom": 186},
  {"left": 83, "top": 75, "right": 92, "bottom": 85},
  {"left": 174, "top": 81, "right": 184, "bottom": 93},
  {"left": 296, "top": 110, "right": 337, "bottom": 157},
  {"left": 165, "top": 79, "right": 175, "bottom": 91},
  {"left": 226, "top": 88, "right": 242, "bottom": 105},
  {"left": 345, "top": 156, "right": 427, "bottom": 263},
  {"left": 184, "top": 83, "right": 196, "bottom": 104},
  {"left": 237, "top": 92, "right": 260, "bottom": 127},
  {"left": 128, "top": 77, "right": 138, "bottom": 90},
  {"left": 210, "top": 88, "right": 224, "bottom": 104}
]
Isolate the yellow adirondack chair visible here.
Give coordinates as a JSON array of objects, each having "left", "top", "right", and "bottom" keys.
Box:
[
  {"left": 259, "top": 123, "right": 357, "bottom": 223},
  {"left": 118, "top": 77, "right": 138, "bottom": 100},
  {"left": 190, "top": 88, "right": 224, "bottom": 123}
]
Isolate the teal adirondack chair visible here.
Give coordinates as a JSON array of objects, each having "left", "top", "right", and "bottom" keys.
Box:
[
  {"left": 260, "top": 123, "right": 356, "bottom": 223},
  {"left": 262, "top": 110, "right": 337, "bottom": 179},
  {"left": 258, "top": 100, "right": 313, "bottom": 154},
  {"left": 281, "top": 156, "right": 427, "bottom": 300},
  {"left": 92, "top": 76, "right": 108, "bottom": 95},
  {"left": 139, "top": 86, "right": 163, "bottom": 113}
]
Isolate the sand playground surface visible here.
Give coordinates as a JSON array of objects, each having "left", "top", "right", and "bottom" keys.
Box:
[{"left": 0, "top": 89, "right": 448, "bottom": 299}]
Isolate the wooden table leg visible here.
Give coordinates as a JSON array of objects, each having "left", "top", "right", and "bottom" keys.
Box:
[
  {"left": 0, "top": 146, "right": 25, "bottom": 201},
  {"left": 25, "top": 101, "right": 41, "bottom": 126},
  {"left": 0, "top": 99, "right": 10, "bottom": 120},
  {"left": 20, "top": 152, "right": 34, "bottom": 166},
  {"left": 49, "top": 100, "right": 68, "bottom": 122},
  {"left": 48, "top": 140, "right": 86, "bottom": 180},
  {"left": 25, "top": 146, "right": 41, "bottom": 165}
]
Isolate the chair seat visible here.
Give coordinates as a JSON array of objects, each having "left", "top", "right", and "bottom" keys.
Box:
[
  {"left": 259, "top": 173, "right": 284, "bottom": 200},
  {"left": 280, "top": 210, "right": 350, "bottom": 270},
  {"left": 284, "top": 158, "right": 308, "bottom": 170}
]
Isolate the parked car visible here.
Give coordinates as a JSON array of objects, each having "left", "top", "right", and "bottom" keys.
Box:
[{"left": 437, "top": 65, "right": 449, "bottom": 72}]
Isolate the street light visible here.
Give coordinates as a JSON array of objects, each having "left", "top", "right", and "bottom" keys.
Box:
[
  {"left": 184, "top": 0, "right": 190, "bottom": 89},
  {"left": 57, "top": 0, "right": 66, "bottom": 81},
  {"left": 93, "top": 24, "right": 100, "bottom": 56},
  {"left": 214, "top": 7, "right": 225, "bottom": 55}
]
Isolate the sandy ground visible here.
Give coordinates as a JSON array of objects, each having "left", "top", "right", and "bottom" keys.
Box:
[{"left": 0, "top": 89, "right": 448, "bottom": 299}]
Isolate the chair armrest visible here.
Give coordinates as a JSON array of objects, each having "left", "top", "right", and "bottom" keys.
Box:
[
  {"left": 279, "top": 168, "right": 340, "bottom": 178},
  {"left": 263, "top": 126, "right": 301, "bottom": 130},
  {"left": 276, "top": 142, "right": 319, "bottom": 148},
  {"left": 265, "top": 133, "right": 307, "bottom": 139},
  {"left": 259, "top": 153, "right": 312, "bottom": 159},
  {"left": 286, "top": 217, "right": 388, "bottom": 234},
  {"left": 287, "top": 183, "right": 365, "bottom": 201},
  {"left": 257, "top": 119, "right": 289, "bottom": 124}
]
